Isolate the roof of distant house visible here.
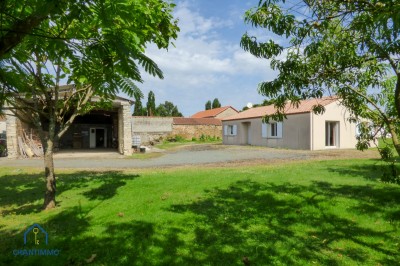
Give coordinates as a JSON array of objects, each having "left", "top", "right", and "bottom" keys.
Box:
[
  {"left": 191, "top": 106, "right": 239, "bottom": 118},
  {"left": 173, "top": 117, "right": 222, "bottom": 126},
  {"left": 222, "top": 97, "right": 338, "bottom": 121}
]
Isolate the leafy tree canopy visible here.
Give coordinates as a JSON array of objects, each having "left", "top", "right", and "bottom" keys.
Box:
[
  {"left": 147, "top": 91, "right": 157, "bottom": 116},
  {"left": 157, "top": 101, "right": 183, "bottom": 117},
  {"left": 212, "top": 98, "right": 221, "bottom": 109},
  {"left": 133, "top": 92, "right": 146, "bottom": 116},
  {"left": 241, "top": 0, "right": 400, "bottom": 155},
  {"left": 0, "top": 0, "right": 178, "bottom": 209},
  {"left": 205, "top": 100, "right": 212, "bottom": 110}
]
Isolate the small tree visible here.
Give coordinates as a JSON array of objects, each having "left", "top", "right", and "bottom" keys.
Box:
[
  {"left": 241, "top": 0, "right": 400, "bottom": 156},
  {"left": 205, "top": 100, "right": 212, "bottom": 110},
  {"left": 146, "top": 91, "right": 156, "bottom": 116},
  {"left": 133, "top": 92, "right": 145, "bottom": 116},
  {"left": 0, "top": 0, "right": 178, "bottom": 210},
  {"left": 212, "top": 98, "right": 221, "bottom": 109}
]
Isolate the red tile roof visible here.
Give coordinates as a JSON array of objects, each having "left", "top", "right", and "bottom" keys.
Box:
[
  {"left": 222, "top": 97, "right": 338, "bottom": 121},
  {"left": 191, "top": 106, "right": 238, "bottom": 118},
  {"left": 173, "top": 117, "right": 222, "bottom": 126}
]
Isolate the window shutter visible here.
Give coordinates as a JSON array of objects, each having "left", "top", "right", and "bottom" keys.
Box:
[
  {"left": 224, "top": 125, "right": 228, "bottom": 136},
  {"left": 277, "top": 122, "right": 283, "bottom": 138},
  {"left": 233, "top": 125, "right": 237, "bottom": 136},
  {"left": 262, "top": 123, "right": 267, "bottom": 138}
]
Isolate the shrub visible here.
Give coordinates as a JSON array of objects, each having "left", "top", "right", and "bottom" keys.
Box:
[{"left": 175, "top": 135, "right": 185, "bottom": 142}]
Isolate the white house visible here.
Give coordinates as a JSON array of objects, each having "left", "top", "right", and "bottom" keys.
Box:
[{"left": 222, "top": 97, "right": 358, "bottom": 150}]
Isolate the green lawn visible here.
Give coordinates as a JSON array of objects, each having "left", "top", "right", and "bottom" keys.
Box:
[{"left": 0, "top": 159, "right": 399, "bottom": 265}]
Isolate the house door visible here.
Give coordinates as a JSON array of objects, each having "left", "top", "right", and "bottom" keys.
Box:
[
  {"left": 90, "top": 128, "right": 107, "bottom": 148},
  {"left": 247, "top": 124, "right": 251, "bottom": 145},
  {"left": 325, "top": 122, "right": 339, "bottom": 147}
]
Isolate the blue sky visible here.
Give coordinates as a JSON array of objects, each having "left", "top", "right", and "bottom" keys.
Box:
[{"left": 139, "top": 0, "right": 279, "bottom": 116}]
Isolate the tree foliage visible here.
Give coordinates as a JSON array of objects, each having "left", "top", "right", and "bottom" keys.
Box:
[
  {"left": 242, "top": 0, "right": 400, "bottom": 155},
  {"left": 157, "top": 101, "right": 183, "bottom": 117},
  {"left": 146, "top": 91, "right": 157, "bottom": 116},
  {"left": 205, "top": 100, "right": 212, "bottom": 110},
  {"left": 0, "top": 0, "right": 178, "bottom": 209},
  {"left": 212, "top": 98, "right": 221, "bottom": 109},
  {"left": 133, "top": 92, "right": 146, "bottom": 116},
  {"left": 241, "top": 99, "right": 275, "bottom": 111}
]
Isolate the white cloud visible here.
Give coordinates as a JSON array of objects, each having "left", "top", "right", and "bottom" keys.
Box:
[{"left": 138, "top": 1, "right": 277, "bottom": 116}]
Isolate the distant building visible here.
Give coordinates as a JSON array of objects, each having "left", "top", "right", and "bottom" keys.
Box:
[{"left": 191, "top": 106, "right": 239, "bottom": 119}]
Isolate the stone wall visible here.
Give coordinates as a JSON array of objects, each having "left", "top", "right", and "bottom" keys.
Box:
[
  {"left": 5, "top": 109, "right": 18, "bottom": 158},
  {"left": 172, "top": 124, "right": 222, "bottom": 140},
  {"left": 131, "top": 117, "right": 223, "bottom": 144},
  {"left": 119, "top": 103, "right": 132, "bottom": 155},
  {"left": 0, "top": 121, "right": 5, "bottom": 134}
]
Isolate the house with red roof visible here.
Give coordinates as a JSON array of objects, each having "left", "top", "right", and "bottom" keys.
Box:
[
  {"left": 191, "top": 106, "right": 239, "bottom": 119},
  {"left": 222, "top": 97, "right": 358, "bottom": 150}
]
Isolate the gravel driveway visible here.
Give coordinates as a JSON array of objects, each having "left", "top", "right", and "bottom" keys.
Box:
[{"left": 0, "top": 144, "right": 377, "bottom": 169}]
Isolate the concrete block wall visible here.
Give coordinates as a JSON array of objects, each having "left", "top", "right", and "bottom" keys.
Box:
[
  {"left": 132, "top": 117, "right": 173, "bottom": 132},
  {"left": 131, "top": 117, "right": 173, "bottom": 145}
]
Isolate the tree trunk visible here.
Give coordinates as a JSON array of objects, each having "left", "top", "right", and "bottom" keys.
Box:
[
  {"left": 393, "top": 75, "right": 400, "bottom": 157},
  {"left": 389, "top": 127, "right": 400, "bottom": 157},
  {"left": 43, "top": 138, "right": 56, "bottom": 210}
]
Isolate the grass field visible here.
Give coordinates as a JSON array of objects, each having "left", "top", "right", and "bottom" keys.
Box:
[{"left": 0, "top": 159, "right": 399, "bottom": 265}]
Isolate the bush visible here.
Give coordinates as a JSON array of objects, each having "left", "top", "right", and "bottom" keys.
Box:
[
  {"left": 381, "top": 162, "right": 400, "bottom": 185},
  {"left": 199, "top": 134, "right": 206, "bottom": 142},
  {"left": 191, "top": 137, "right": 197, "bottom": 141},
  {"left": 166, "top": 135, "right": 185, "bottom": 142},
  {"left": 175, "top": 135, "right": 185, "bottom": 142}
]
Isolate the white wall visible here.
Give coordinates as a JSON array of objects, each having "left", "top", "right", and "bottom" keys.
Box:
[
  {"left": 223, "top": 101, "right": 357, "bottom": 150},
  {"left": 222, "top": 113, "right": 311, "bottom": 150},
  {"left": 311, "top": 101, "right": 357, "bottom": 150}
]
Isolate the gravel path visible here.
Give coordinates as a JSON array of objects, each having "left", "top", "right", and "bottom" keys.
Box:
[{"left": 0, "top": 144, "right": 378, "bottom": 169}]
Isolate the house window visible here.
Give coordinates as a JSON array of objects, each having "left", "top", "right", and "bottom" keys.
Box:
[
  {"left": 224, "top": 125, "right": 237, "bottom": 136},
  {"left": 270, "top": 123, "right": 277, "bottom": 137},
  {"left": 325, "top": 121, "right": 339, "bottom": 147},
  {"left": 229, "top": 125, "right": 234, "bottom": 135},
  {"left": 262, "top": 122, "right": 282, "bottom": 138}
]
